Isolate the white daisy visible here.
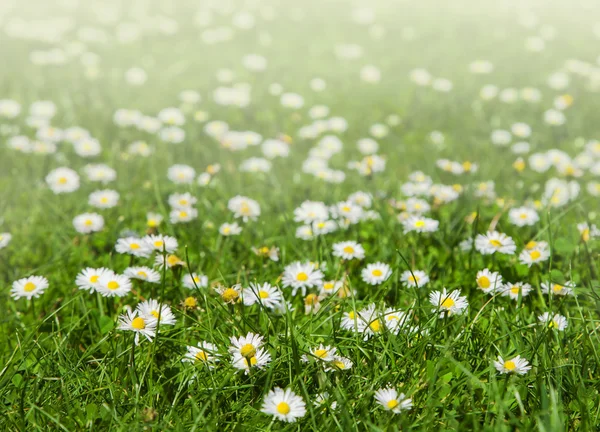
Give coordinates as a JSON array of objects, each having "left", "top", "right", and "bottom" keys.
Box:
[
  {"left": 11, "top": 276, "right": 49, "bottom": 300},
  {"left": 429, "top": 288, "right": 468, "bottom": 316},
  {"left": 242, "top": 282, "right": 283, "bottom": 310},
  {"left": 227, "top": 195, "right": 261, "bottom": 222},
  {"left": 519, "top": 246, "right": 550, "bottom": 267},
  {"left": 261, "top": 388, "right": 306, "bottom": 423},
  {"left": 231, "top": 347, "right": 271, "bottom": 373},
  {"left": 332, "top": 241, "right": 365, "bottom": 260},
  {"left": 96, "top": 271, "right": 132, "bottom": 297},
  {"left": 402, "top": 215, "right": 439, "bottom": 233},
  {"left": 400, "top": 270, "right": 429, "bottom": 288},
  {"left": 219, "top": 222, "right": 242, "bottom": 236},
  {"left": 508, "top": 207, "right": 540, "bottom": 227},
  {"left": 494, "top": 355, "right": 531, "bottom": 375},
  {"left": 538, "top": 312, "right": 568, "bottom": 331},
  {"left": 88, "top": 189, "right": 119, "bottom": 209},
  {"left": 0, "top": 232, "right": 12, "bottom": 249},
  {"left": 124, "top": 266, "right": 161, "bottom": 283},
  {"left": 142, "top": 234, "right": 178, "bottom": 253},
  {"left": 46, "top": 167, "right": 80, "bottom": 194},
  {"left": 541, "top": 281, "right": 574, "bottom": 296},
  {"left": 475, "top": 269, "right": 503, "bottom": 294},
  {"left": 182, "top": 273, "right": 208, "bottom": 289},
  {"left": 500, "top": 282, "right": 533, "bottom": 300},
  {"left": 182, "top": 342, "right": 220, "bottom": 368},
  {"left": 73, "top": 213, "right": 104, "bottom": 234},
  {"left": 117, "top": 309, "right": 157, "bottom": 345},
  {"left": 475, "top": 231, "right": 517, "bottom": 255},
  {"left": 282, "top": 261, "right": 324, "bottom": 296},
  {"left": 75, "top": 267, "right": 109, "bottom": 292},
  {"left": 136, "top": 299, "right": 177, "bottom": 326},
  {"left": 115, "top": 237, "right": 152, "bottom": 258},
  {"left": 361, "top": 262, "right": 392, "bottom": 285},
  {"left": 374, "top": 387, "right": 413, "bottom": 413}
]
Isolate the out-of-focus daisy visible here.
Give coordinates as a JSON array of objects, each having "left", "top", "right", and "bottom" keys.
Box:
[
  {"left": 124, "top": 266, "right": 161, "bottom": 283},
  {"left": 494, "top": 355, "right": 531, "bottom": 375},
  {"left": 541, "top": 281, "right": 574, "bottom": 296},
  {"left": 243, "top": 282, "right": 283, "bottom": 310},
  {"left": 115, "top": 237, "right": 152, "bottom": 258},
  {"left": 251, "top": 245, "right": 279, "bottom": 261},
  {"left": 508, "top": 207, "right": 540, "bottom": 227},
  {"left": 261, "top": 388, "right": 306, "bottom": 423},
  {"left": 0, "top": 232, "right": 11, "bottom": 249},
  {"left": 182, "top": 342, "right": 220, "bottom": 368},
  {"left": 332, "top": 241, "right": 365, "bottom": 260},
  {"left": 282, "top": 262, "right": 324, "bottom": 296},
  {"left": 475, "top": 231, "right": 517, "bottom": 255},
  {"left": 73, "top": 213, "right": 104, "bottom": 234},
  {"left": 402, "top": 215, "right": 439, "bottom": 233},
  {"left": 228, "top": 195, "right": 261, "bottom": 222},
  {"left": 519, "top": 245, "right": 550, "bottom": 267},
  {"left": 154, "top": 253, "right": 185, "bottom": 269},
  {"left": 11, "top": 276, "right": 49, "bottom": 300},
  {"left": 429, "top": 288, "right": 468, "bottom": 316},
  {"left": 374, "top": 387, "right": 413, "bottom": 414},
  {"left": 361, "top": 262, "right": 392, "bottom": 285},
  {"left": 324, "top": 356, "right": 353, "bottom": 372},
  {"left": 219, "top": 222, "right": 242, "bottom": 236},
  {"left": 538, "top": 312, "right": 568, "bottom": 331},
  {"left": 182, "top": 273, "right": 208, "bottom": 289},
  {"left": 117, "top": 309, "right": 157, "bottom": 345},
  {"left": 500, "top": 282, "right": 533, "bottom": 300},
  {"left": 146, "top": 212, "right": 164, "bottom": 228},
  {"left": 170, "top": 208, "right": 198, "bottom": 224},
  {"left": 400, "top": 270, "right": 429, "bottom": 288},
  {"left": 302, "top": 344, "right": 337, "bottom": 362},
  {"left": 46, "top": 167, "right": 80, "bottom": 194},
  {"left": 89, "top": 189, "right": 119, "bottom": 209},
  {"left": 475, "top": 269, "right": 503, "bottom": 294}
]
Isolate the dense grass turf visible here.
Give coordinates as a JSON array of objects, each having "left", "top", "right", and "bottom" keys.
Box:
[{"left": 1, "top": 0, "right": 600, "bottom": 430}]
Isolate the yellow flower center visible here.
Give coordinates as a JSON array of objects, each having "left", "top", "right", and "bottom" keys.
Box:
[
  {"left": 332, "top": 360, "right": 345, "bottom": 369},
  {"left": 408, "top": 275, "right": 418, "bottom": 283},
  {"left": 510, "top": 286, "right": 520, "bottom": 295},
  {"left": 369, "top": 319, "right": 382, "bottom": 332},
  {"left": 222, "top": 288, "right": 239, "bottom": 303},
  {"left": 372, "top": 269, "right": 383, "bottom": 277},
  {"left": 131, "top": 317, "right": 145, "bottom": 330},
  {"left": 276, "top": 402, "right": 291, "bottom": 415},
  {"left": 387, "top": 399, "right": 399, "bottom": 410},
  {"left": 179, "top": 211, "right": 188, "bottom": 218},
  {"left": 323, "top": 282, "right": 334, "bottom": 291},
  {"left": 58, "top": 177, "right": 67, "bottom": 184},
  {"left": 296, "top": 272, "right": 308, "bottom": 281},
  {"left": 84, "top": 219, "right": 93, "bottom": 226},
  {"left": 462, "top": 161, "right": 472, "bottom": 171},
  {"left": 478, "top": 276, "right": 490, "bottom": 288},
  {"left": 184, "top": 297, "right": 197, "bottom": 307},
  {"left": 414, "top": 220, "right": 425, "bottom": 228},
  {"left": 24, "top": 282, "right": 36, "bottom": 292},
  {"left": 342, "top": 206, "right": 351, "bottom": 212},
  {"left": 240, "top": 344, "right": 256, "bottom": 358},
  {"left": 223, "top": 226, "right": 231, "bottom": 234},
  {"left": 259, "top": 246, "right": 270, "bottom": 254},
  {"left": 348, "top": 311, "right": 355, "bottom": 319},
  {"left": 167, "top": 255, "right": 181, "bottom": 266},
  {"left": 258, "top": 290, "right": 270, "bottom": 299},
  {"left": 314, "top": 349, "right": 328, "bottom": 358},
  {"left": 147, "top": 219, "right": 158, "bottom": 227},
  {"left": 137, "top": 271, "right": 148, "bottom": 278},
  {"left": 582, "top": 229, "right": 590, "bottom": 242},
  {"left": 530, "top": 250, "right": 541, "bottom": 260},
  {"left": 195, "top": 351, "right": 208, "bottom": 362},
  {"left": 525, "top": 241, "right": 537, "bottom": 250},
  {"left": 504, "top": 360, "right": 516, "bottom": 371},
  {"left": 489, "top": 239, "right": 502, "bottom": 247},
  {"left": 552, "top": 284, "right": 563, "bottom": 293},
  {"left": 343, "top": 246, "right": 355, "bottom": 254},
  {"left": 441, "top": 298, "right": 455, "bottom": 308},
  {"left": 130, "top": 243, "right": 140, "bottom": 250},
  {"left": 90, "top": 275, "right": 99, "bottom": 283},
  {"left": 107, "top": 281, "right": 119, "bottom": 290},
  {"left": 100, "top": 197, "right": 108, "bottom": 203},
  {"left": 154, "top": 240, "right": 163, "bottom": 248},
  {"left": 305, "top": 294, "right": 319, "bottom": 305}
]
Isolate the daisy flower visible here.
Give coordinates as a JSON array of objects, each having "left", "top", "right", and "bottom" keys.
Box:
[
  {"left": 143, "top": 234, "right": 178, "bottom": 253},
  {"left": 136, "top": 299, "right": 177, "bottom": 326},
  {"left": 508, "top": 206, "right": 540, "bottom": 227},
  {"left": 76, "top": 267, "right": 109, "bottom": 292},
  {"left": 340, "top": 310, "right": 360, "bottom": 331},
  {"left": 361, "top": 262, "right": 392, "bottom": 285},
  {"left": 475, "top": 231, "right": 517, "bottom": 255},
  {"left": 374, "top": 387, "right": 413, "bottom": 413},
  {"left": 0, "top": 232, "right": 12, "bottom": 249},
  {"left": 314, "top": 392, "right": 338, "bottom": 410},
  {"left": 242, "top": 282, "right": 283, "bottom": 310},
  {"left": 494, "top": 355, "right": 531, "bottom": 375},
  {"left": 302, "top": 344, "right": 337, "bottom": 362},
  {"left": 45, "top": 167, "right": 80, "bottom": 194},
  {"left": 293, "top": 200, "right": 329, "bottom": 224},
  {"left": 304, "top": 293, "right": 322, "bottom": 315},
  {"left": 182, "top": 342, "right": 220, "bottom": 368},
  {"left": 117, "top": 309, "right": 157, "bottom": 345},
  {"left": 500, "top": 282, "right": 533, "bottom": 300},
  {"left": 11, "top": 276, "right": 49, "bottom": 300},
  {"left": 73, "top": 213, "right": 104, "bottom": 234},
  {"left": 227, "top": 195, "right": 261, "bottom": 222},
  {"left": 219, "top": 222, "right": 242, "bottom": 236},
  {"left": 154, "top": 254, "right": 185, "bottom": 269},
  {"left": 96, "top": 271, "right": 132, "bottom": 297},
  {"left": 324, "top": 356, "right": 353, "bottom": 372},
  {"left": 429, "top": 288, "right": 468, "bottom": 316},
  {"left": 146, "top": 212, "right": 164, "bottom": 228},
  {"left": 215, "top": 284, "right": 242, "bottom": 304},
  {"left": 115, "top": 237, "right": 152, "bottom": 258},
  {"left": 182, "top": 273, "right": 208, "bottom": 289},
  {"left": 332, "top": 241, "right": 365, "bottom": 260},
  {"left": 519, "top": 245, "right": 550, "bottom": 267},
  {"left": 541, "top": 281, "right": 574, "bottom": 296},
  {"left": 167, "top": 164, "right": 195, "bottom": 184},
  {"left": 319, "top": 279, "right": 345, "bottom": 296},
  {"left": 124, "top": 266, "right": 161, "bottom": 283},
  {"left": 251, "top": 246, "right": 280, "bottom": 262},
  {"left": 88, "top": 189, "right": 119, "bottom": 209},
  {"left": 402, "top": 215, "right": 439, "bottom": 233},
  {"left": 475, "top": 269, "right": 503, "bottom": 294},
  {"left": 232, "top": 347, "right": 271, "bottom": 373},
  {"left": 356, "top": 304, "right": 385, "bottom": 339},
  {"left": 400, "top": 270, "right": 429, "bottom": 288},
  {"left": 168, "top": 192, "right": 197, "bottom": 210},
  {"left": 261, "top": 388, "right": 306, "bottom": 423},
  {"left": 229, "top": 332, "right": 265, "bottom": 360},
  {"left": 538, "top": 312, "right": 568, "bottom": 331},
  {"left": 282, "top": 261, "right": 324, "bottom": 296},
  {"left": 382, "top": 308, "right": 409, "bottom": 334},
  {"left": 170, "top": 208, "right": 198, "bottom": 224}
]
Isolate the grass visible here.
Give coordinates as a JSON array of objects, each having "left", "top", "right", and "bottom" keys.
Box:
[{"left": 1, "top": 0, "right": 600, "bottom": 430}]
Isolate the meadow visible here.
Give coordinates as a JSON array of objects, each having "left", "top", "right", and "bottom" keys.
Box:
[{"left": 1, "top": 0, "right": 600, "bottom": 430}]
